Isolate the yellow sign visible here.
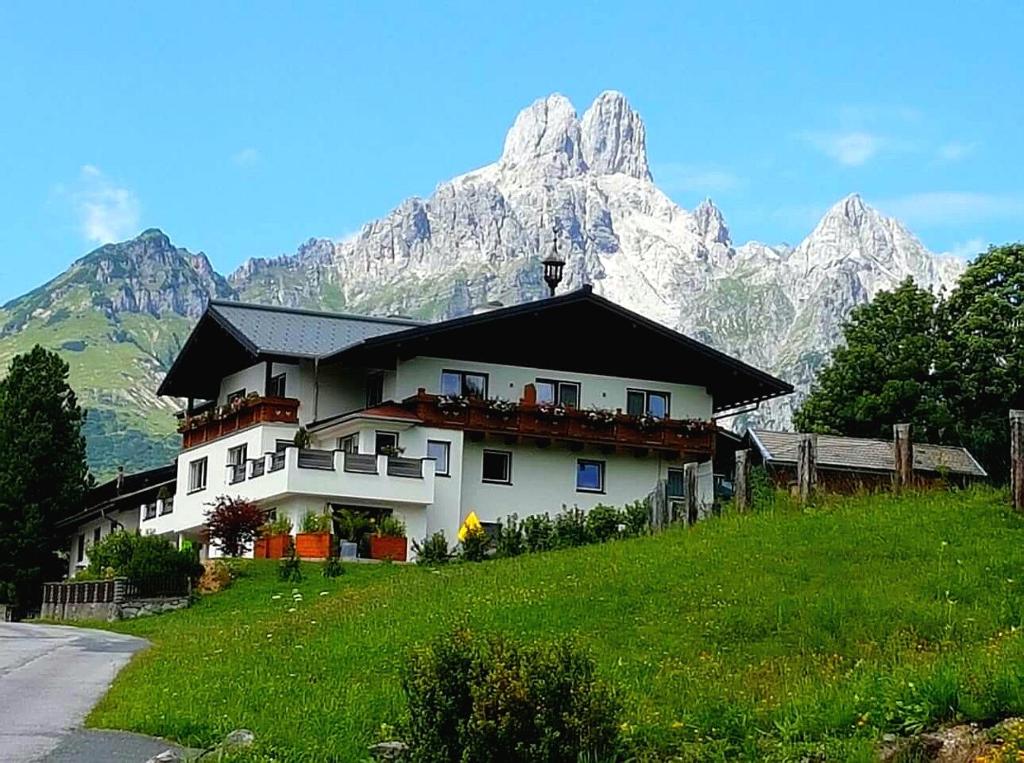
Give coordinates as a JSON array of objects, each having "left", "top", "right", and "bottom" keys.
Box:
[{"left": 458, "top": 511, "right": 482, "bottom": 542}]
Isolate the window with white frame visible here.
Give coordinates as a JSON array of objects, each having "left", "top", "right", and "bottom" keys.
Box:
[
  {"left": 482, "top": 449, "right": 512, "bottom": 484},
  {"left": 626, "top": 389, "right": 671, "bottom": 418},
  {"left": 667, "top": 467, "right": 685, "bottom": 498},
  {"left": 188, "top": 457, "right": 208, "bottom": 493},
  {"left": 426, "top": 440, "right": 451, "bottom": 476},
  {"left": 375, "top": 431, "right": 399, "bottom": 454},
  {"left": 337, "top": 433, "right": 359, "bottom": 454},
  {"left": 576, "top": 459, "right": 605, "bottom": 493},
  {"left": 536, "top": 378, "right": 581, "bottom": 408},
  {"left": 267, "top": 373, "right": 286, "bottom": 398}
]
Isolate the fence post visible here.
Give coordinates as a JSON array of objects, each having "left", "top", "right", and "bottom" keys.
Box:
[
  {"left": 1012, "top": 410, "right": 1024, "bottom": 511},
  {"left": 684, "top": 462, "right": 699, "bottom": 524},
  {"left": 894, "top": 423, "right": 913, "bottom": 491},
  {"left": 797, "top": 434, "right": 817, "bottom": 504},
  {"left": 735, "top": 449, "right": 751, "bottom": 512}
]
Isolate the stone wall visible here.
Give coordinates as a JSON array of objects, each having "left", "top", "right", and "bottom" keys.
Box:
[
  {"left": 39, "top": 577, "right": 192, "bottom": 622},
  {"left": 118, "top": 596, "right": 191, "bottom": 619}
]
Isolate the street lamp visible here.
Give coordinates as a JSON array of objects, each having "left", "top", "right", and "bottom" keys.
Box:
[{"left": 542, "top": 227, "right": 565, "bottom": 297}]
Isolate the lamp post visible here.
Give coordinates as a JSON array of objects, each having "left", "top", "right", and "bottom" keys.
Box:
[{"left": 542, "top": 227, "right": 565, "bottom": 297}]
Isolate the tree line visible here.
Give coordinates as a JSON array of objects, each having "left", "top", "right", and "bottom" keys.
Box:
[{"left": 795, "top": 243, "right": 1024, "bottom": 480}]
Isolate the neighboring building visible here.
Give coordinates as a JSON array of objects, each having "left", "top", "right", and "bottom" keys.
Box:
[
  {"left": 746, "top": 429, "right": 988, "bottom": 492},
  {"left": 145, "top": 285, "right": 791, "bottom": 559},
  {"left": 58, "top": 464, "right": 176, "bottom": 575}
]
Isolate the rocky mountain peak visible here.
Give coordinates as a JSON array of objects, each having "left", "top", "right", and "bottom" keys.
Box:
[
  {"left": 693, "top": 198, "right": 731, "bottom": 246},
  {"left": 498, "top": 94, "right": 586, "bottom": 181},
  {"left": 580, "top": 90, "right": 651, "bottom": 180}
]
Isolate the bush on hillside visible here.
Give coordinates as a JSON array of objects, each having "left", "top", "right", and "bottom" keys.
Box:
[
  {"left": 412, "top": 531, "right": 451, "bottom": 565},
  {"left": 521, "top": 513, "right": 554, "bottom": 553},
  {"left": 321, "top": 556, "right": 343, "bottom": 578},
  {"left": 86, "top": 531, "right": 201, "bottom": 583},
  {"left": 205, "top": 496, "right": 265, "bottom": 557},
  {"left": 586, "top": 503, "right": 622, "bottom": 542},
  {"left": 459, "top": 526, "right": 490, "bottom": 562},
  {"left": 620, "top": 500, "right": 650, "bottom": 537},
  {"left": 278, "top": 543, "right": 302, "bottom": 582},
  {"left": 402, "top": 628, "right": 621, "bottom": 763},
  {"left": 494, "top": 514, "right": 525, "bottom": 558},
  {"left": 551, "top": 505, "right": 591, "bottom": 548}
]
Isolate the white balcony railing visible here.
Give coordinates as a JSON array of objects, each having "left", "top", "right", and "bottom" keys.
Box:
[{"left": 220, "top": 447, "right": 436, "bottom": 507}]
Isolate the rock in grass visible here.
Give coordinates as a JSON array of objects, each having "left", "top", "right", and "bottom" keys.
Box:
[
  {"left": 145, "top": 751, "right": 182, "bottom": 763},
  {"left": 369, "top": 740, "right": 408, "bottom": 760},
  {"left": 223, "top": 728, "right": 256, "bottom": 749}
]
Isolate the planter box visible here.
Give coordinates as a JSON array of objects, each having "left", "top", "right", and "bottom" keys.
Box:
[
  {"left": 295, "top": 532, "right": 333, "bottom": 560},
  {"left": 369, "top": 535, "right": 407, "bottom": 562},
  {"left": 254, "top": 533, "right": 290, "bottom": 560}
]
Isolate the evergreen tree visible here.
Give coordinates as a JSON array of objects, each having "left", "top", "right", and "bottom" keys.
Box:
[{"left": 0, "top": 346, "right": 90, "bottom": 609}]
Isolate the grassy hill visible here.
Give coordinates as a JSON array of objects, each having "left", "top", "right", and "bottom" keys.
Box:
[{"left": 87, "top": 488, "right": 1024, "bottom": 761}]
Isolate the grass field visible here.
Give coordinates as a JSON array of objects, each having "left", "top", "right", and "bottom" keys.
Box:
[{"left": 87, "top": 488, "right": 1024, "bottom": 761}]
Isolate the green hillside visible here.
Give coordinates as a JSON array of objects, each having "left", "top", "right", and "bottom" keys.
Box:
[{"left": 88, "top": 488, "right": 1024, "bottom": 761}]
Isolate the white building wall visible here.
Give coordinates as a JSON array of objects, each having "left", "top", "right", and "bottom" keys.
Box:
[{"left": 394, "top": 357, "right": 713, "bottom": 419}]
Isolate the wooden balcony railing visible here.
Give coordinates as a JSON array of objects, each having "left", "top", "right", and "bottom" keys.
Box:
[
  {"left": 178, "top": 396, "right": 299, "bottom": 449},
  {"left": 402, "top": 390, "right": 716, "bottom": 457}
]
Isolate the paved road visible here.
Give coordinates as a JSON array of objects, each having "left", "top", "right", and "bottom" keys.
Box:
[{"left": 0, "top": 622, "right": 152, "bottom": 762}]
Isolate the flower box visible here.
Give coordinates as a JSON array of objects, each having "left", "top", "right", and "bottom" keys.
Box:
[
  {"left": 295, "top": 531, "right": 334, "bottom": 560},
  {"left": 254, "top": 533, "right": 290, "bottom": 560},
  {"left": 369, "top": 535, "right": 407, "bottom": 562}
]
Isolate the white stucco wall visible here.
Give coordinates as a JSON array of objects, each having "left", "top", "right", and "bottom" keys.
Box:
[{"left": 393, "top": 357, "right": 713, "bottom": 419}]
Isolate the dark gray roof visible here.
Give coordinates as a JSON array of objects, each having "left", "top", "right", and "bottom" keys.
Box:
[
  {"left": 749, "top": 429, "right": 987, "bottom": 477},
  {"left": 209, "top": 301, "right": 421, "bottom": 358}
]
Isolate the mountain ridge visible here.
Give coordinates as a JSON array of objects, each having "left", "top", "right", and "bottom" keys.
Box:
[{"left": 0, "top": 91, "right": 963, "bottom": 474}]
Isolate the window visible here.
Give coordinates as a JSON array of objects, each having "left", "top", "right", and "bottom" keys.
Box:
[
  {"left": 375, "top": 431, "right": 399, "bottom": 454},
  {"left": 482, "top": 450, "right": 512, "bottom": 484},
  {"left": 337, "top": 433, "right": 360, "bottom": 454},
  {"left": 227, "top": 388, "right": 246, "bottom": 404},
  {"left": 144, "top": 502, "right": 157, "bottom": 520},
  {"left": 188, "top": 457, "right": 208, "bottom": 493},
  {"left": 440, "top": 369, "right": 488, "bottom": 398},
  {"left": 93, "top": 526, "right": 102, "bottom": 545},
  {"left": 267, "top": 373, "right": 286, "bottom": 398},
  {"left": 667, "top": 468, "right": 685, "bottom": 498},
  {"left": 227, "top": 445, "right": 247, "bottom": 484},
  {"left": 626, "top": 389, "right": 671, "bottom": 418},
  {"left": 366, "top": 373, "right": 385, "bottom": 407},
  {"left": 576, "top": 460, "right": 605, "bottom": 493},
  {"left": 536, "top": 379, "right": 581, "bottom": 408},
  {"left": 426, "top": 440, "right": 451, "bottom": 476},
  {"left": 275, "top": 439, "right": 292, "bottom": 452},
  {"left": 77, "top": 534, "right": 85, "bottom": 563}
]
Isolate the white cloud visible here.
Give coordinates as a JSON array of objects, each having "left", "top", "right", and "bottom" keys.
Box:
[
  {"left": 879, "top": 192, "right": 1024, "bottom": 226},
  {"left": 654, "top": 163, "right": 744, "bottom": 193},
  {"left": 64, "top": 165, "right": 141, "bottom": 244},
  {"left": 801, "top": 130, "right": 884, "bottom": 167},
  {"left": 939, "top": 237, "right": 987, "bottom": 260},
  {"left": 936, "top": 141, "right": 977, "bottom": 162},
  {"left": 232, "top": 147, "right": 261, "bottom": 167}
]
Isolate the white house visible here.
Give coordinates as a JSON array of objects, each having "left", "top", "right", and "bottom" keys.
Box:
[{"left": 135, "top": 285, "right": 791, "bottom": 559}]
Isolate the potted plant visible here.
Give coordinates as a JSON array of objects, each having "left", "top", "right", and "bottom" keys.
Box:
[
  {"left": 369, "top": 515, "right": 407, "bottom": 562},
  {"left": 254, "top": 515, "right": 293, "bottom": 559},
  {"left": 295, "top": 510, "right": 334, "bottom": 559}
]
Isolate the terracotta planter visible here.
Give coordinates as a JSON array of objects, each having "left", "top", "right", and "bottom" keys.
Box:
[
  {"left": 254, "top": 533, "right": 290, "bottom": 559},
  {"left": 296, "top": 532, "right": 334, "bottom": 560},
  {"left": 369, "top": 535, "right": 407, "bottom": 562}
]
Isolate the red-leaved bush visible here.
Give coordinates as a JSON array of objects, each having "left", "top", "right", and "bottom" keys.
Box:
[{"left": 204, "top": 496, "right": 265, "bottom": 557}]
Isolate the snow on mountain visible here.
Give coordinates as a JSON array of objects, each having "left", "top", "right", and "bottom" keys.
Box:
[{"left": 230, "top": 90, "right": 964, "bottom": 426}]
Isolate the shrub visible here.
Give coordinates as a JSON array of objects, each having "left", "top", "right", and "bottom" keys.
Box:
[
  {"left": 621, "top": 499, "right": 650, "bottom": 537},
  {"left": 205, "top": 496, "right": 265, "bottom": 557},
  {"left": 521, "top": 513, "right": 554, "bottom": 553},
  {"left": 494, "top": 514, "right": 525, "bottom": 558},
  {"left": 87, "top": 531, "right": 201, "bottom": 583},
  {"left": 300, "top": 511, "right": 331, "bottom": 534},
  {"left": 292, "top": 426, "right": 311, "bottom": 448},
  {"left": 321, "top": 556, "right": 343, "bottom": 578},
  {"left": 412, "top": 531, "right": 451, "bottom": 565},
  {"left": 402, "top": 628, "right": 621, "bottom": 762},
  {"left": 460, "top": 526, "right": 491, "bottom": 562},
  {"left": 586, "top": 503, "right": 622, "bottom": 543},
  {"left": 262, "top": 515, "right": 293, "bottom": 536},
  {"left": 552, "top": 505, "right": 591, "bottom": 549},
  {"left": 378, "top": 515, "right": 406, "bottom": 538},
  {"left": 278, "top": 543, "right": 302, "bottom": 583}
]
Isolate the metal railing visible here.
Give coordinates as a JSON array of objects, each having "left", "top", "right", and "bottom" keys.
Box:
[
  {"left": 124, "top": 574, "right": 191, "bottom": 599},
  {"left": 228, "top": 463, "right": 247, "bottom": 484},
  {"left": 343, "top": 453, "right": 378, "bottom": 474},
  {"left": 387, "top": 456, "right": 423, "bottom": 478},
  {"left": 250, "top": 458, "right": 265, "bottom": 478},
  {"left": 269, "top": 452, "right": 286, "bottom": 472},
  {"left": 143, "top": 503, "right": 157, "bottom": 520},
  {"left": 297, "top": 449, "right": 334, "bottom": 470}
]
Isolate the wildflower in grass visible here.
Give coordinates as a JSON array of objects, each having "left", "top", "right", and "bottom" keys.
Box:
[
  {"left": 272, "top": 594, "right": 281, "bottom": 600},
  {"left": 288, "top": 607, "right": 296, "bottom": 613}
]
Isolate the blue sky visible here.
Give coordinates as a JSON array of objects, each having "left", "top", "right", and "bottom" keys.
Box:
[{"left": 1, "top": 1, "right": 1021, "bottom": 303}]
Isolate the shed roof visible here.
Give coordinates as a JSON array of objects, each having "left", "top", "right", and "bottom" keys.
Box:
[{"left": 748, "top": 429, "right": 987, "bottom": 477}]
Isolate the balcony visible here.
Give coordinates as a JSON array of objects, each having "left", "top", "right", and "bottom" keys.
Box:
[
  {"left": 223, "top": 447, "right": 435, "bottom": 507},
  {"left": 178, "top": 395, "right": 300, "bottom": 449},
  {"left": 402, "top": 390, "right": 716, "bottom": 456}
]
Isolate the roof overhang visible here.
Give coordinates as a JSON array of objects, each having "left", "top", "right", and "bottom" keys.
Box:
[{"left": 323, "top": 287, "right": 793, "bottom": 412}]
